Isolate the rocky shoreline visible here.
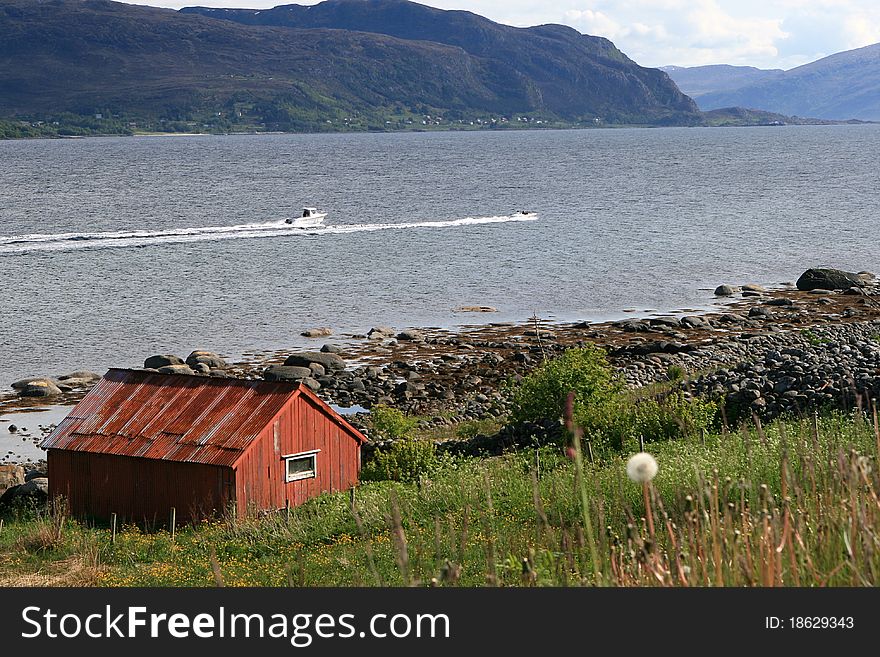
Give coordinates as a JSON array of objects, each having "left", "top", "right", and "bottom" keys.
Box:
[{"left": 2, "top": 267, "right": 879, "bottom": 470}]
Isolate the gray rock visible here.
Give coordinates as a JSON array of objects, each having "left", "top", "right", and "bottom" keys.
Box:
[
  {"left": 192, "top": 363, "right": 211, "bottom": 373},
  {"left": 320, "top": 344, "right": 344, "bottom": 354},
  {"left": 284, "top": 351, "right": 345, "bottom": 372},
  {"left": 648, "top": 317, "right": 681, "bottom": 328},
  {"left": 56, "top": 371, "right": 102, "bottom": 383},
  {"left": 808, "top": 289, "right": 833, "bottom": 295},
  {"left": 309, "top": 362, "right": 326, "bottom": 377},
  {"left": 0, "top": 477, "right": 48, "bottom": 508},
  {"left": 843, "top": 287, "right": 866, "bottom": 296},
  {"left": 367, "top": 326, "right": 395, "bottom": 340},
  {"left": 20, "top": 379, "right": 63, "bottom": 397},
  {"left": 714, "top": 285, "right": 737, "bottom": 296},
  {"left": 301, "top": 328, "right": 332, "bottom": 338},
  {"left": 264, "top": 365, "right": 312, "bottom": 382},
  {"left": 681, "top": 316, "right": 710, "bottom": 329},
  {"left": 185, "top": 351, "right": 227, "bottom": 370},
  {"left": 742, "top": 284, "right": 767, "bottom": 293},
  {"left": 302, "top": 377, "right": 321, "bottom": 392},
  {"left": 144, "top": 354, "right": 185, "bottom": 369},
  {"left": 0, "top": 465, "right": 25, "bottom": 495},
  {"left": 765, "top": 298, "right": 793, "bottom": 306},
  {"left": 11, "top": 376, "right": 57, "bottom": 390},
  {"left": 157, "top": 364, "right": 195, "bottom": 376},
  {"left": 397, "top": 329, "right": 425, "bottom": 341},
  {"left": 796, "top": 268, "right": 864, "bottom": 291}
]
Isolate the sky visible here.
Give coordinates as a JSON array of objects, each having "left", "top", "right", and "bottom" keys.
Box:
[{"left": 126, "top": 1, "right": 880, "bottom": 70}]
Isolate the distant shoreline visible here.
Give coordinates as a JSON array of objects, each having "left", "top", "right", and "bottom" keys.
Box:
[{"left": 2, "top": 117, "right": 875, "bottom": 142}]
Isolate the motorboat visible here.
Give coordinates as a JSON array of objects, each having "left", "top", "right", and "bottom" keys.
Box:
[
  {"left": 514, "top": 210, "right": 538, "bottom": 219},
  {"left": 286, "top": 207, "right": 327, "bottom": 227}
]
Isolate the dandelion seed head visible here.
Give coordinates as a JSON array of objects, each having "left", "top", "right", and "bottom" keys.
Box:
[{"left": 626, "top": 452, "right": 658, "bottom": 483}]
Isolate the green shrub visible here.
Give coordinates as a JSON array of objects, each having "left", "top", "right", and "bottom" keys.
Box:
[
  {"left": 509, "top": 346, "right": 625, "bottom": 449},
  {"left": 509, "top": 347, "right": 719, "bottom": 452},
  {"left": 361, "top": 437, "right": 444, "bottom": 483},
  {"left": 368, "top": 404, "right": 417, "bottom": 440},
  {"left": 629, "top": 391, "right": 719, "bottom": 443},
  {"left": 666, "top": 364, "right": 686, "bottom": 382},
  {"left": 454, "top": 418, "right": 501, "bottom": 440}
]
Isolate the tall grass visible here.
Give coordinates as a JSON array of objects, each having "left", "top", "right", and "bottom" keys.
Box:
[{"left": 1, "top": 412, "right": 878, "bottom": 586}]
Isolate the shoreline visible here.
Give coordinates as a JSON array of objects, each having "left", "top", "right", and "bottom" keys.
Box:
[{"left": 2, "top": 270, "right": 879, "bottom": 466}]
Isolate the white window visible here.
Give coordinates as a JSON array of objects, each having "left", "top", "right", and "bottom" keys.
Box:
[{"left": 283, "top": 450, "right": 319, "bottom": 482}]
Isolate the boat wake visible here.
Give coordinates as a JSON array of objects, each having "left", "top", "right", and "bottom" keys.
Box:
[{"left": 0, "top": 214, "right": 538, "bottom": 255}]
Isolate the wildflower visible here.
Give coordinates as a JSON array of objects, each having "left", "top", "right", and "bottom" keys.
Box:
[{"left": 626, "top": 452, "right": 658, "bottom": 483}]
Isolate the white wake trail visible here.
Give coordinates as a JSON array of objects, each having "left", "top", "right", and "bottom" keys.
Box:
[{"left": 0, "top": 214, "right": 538, "bottom": 255}]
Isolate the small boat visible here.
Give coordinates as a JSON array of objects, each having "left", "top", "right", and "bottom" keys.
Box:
[
  {"left": 286, "top": 207, "right": 327, "bottom": 227},
  {"left": 514, "top": 210, "right": 538, "bottom": 218}
]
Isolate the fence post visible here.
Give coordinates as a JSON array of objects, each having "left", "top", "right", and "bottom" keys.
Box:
[
  {"left": 110, "top": 513, "right": 117, "bottom": 545},
  {"left": 170, "top": 507, "right": 176, "bottom": 542}
]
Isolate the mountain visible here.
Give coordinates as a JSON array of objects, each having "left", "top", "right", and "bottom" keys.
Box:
[
  {"left": 180, "top": 0, "right": 696, "bottom": 123},
  {"left": 689, "top": 44, "right": 880, "bottom": 120},
  {"left": 0, "top": 0, "right": 699, "bottom": 131},
  {"left": 660, "top": 65, "right": 783, "bottom": 99}
]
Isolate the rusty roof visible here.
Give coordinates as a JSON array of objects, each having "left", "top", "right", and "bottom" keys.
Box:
[{"left": 41, "top": 368, "right": 365, "bottom": 466}]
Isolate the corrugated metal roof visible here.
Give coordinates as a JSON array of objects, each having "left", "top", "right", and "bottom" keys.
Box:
[{"left": 41, "top": 369, "right": 307, "bottom": 466}]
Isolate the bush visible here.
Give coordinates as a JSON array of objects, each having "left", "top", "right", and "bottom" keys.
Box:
[
  {"left": 629, "top": 391, "right": 719, "bottom": 444},
  {"left": 509, "top": 346, "right": 624, "bottom": 449},
  {"left": 369, "top": 404, "right": 417, "bottom": 440},
  {"left": 361, "top": 438, "right": 444, "bottom": 483},
  {"left": 509, "top": 347, "right": 719, "bottom": 452}
]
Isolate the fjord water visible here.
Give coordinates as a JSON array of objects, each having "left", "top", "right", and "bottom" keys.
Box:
[{"left": 1, "top": 126, "right": 878, "bottom": 385}]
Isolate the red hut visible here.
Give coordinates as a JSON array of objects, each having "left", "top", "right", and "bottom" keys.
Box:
[{"left": 41, "top": 368, "right": 366, "bottom": 521}]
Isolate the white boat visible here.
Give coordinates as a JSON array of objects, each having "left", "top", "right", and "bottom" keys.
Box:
[
  {"left": 286, "top": 207, "right": 327, "bottom": 227},
  {"left": 514, "top": 210, "right": 537, "bottom": 219}
]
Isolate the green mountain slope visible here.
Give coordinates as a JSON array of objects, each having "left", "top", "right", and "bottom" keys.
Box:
[{"left": 0, "top": 0, "right": 700, "bottom": 130}]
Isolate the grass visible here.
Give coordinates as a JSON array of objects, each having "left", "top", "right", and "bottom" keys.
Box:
[{"left": 1, "top": 410, "right": 879, "bottom": 587}]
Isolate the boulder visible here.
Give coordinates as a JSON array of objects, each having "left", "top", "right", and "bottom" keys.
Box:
[
  {"left": 0, "top": 465, "right": 25, "bottom": 495},
  {"left": 843, "top": 287, "right": 866, "bottom": 296},
  {"left": 648, "top": 317, "right": 681, "bottom": 328},
  {"left": 11, "top": 376, "right": 57, "bottom": 390},
  {"left": 764, "top": 298, "right": 793, "bottom": 306},
  {"left": 308, "top": 363, "right": 326, "bottom": 377},
  {"left": 796, "top": 268, "right": 864, "bottom": 291},
  {"left": 0, "top": 477, "right": 48, "bottom": 509},
  {"left": 320, "top": 344, "right": 344, "bottom": 354},
  {"left": 284, "top": 351, "right": 345, "bottom": 372},
  {"left": 57, "top": 371, "right": 102, "bottom": 383},
  {"left": 144, "top": 354, "right": 185, "bottom": 369},
  {"left": 396, "top": 329, "right": 424, "bottom": 341},
  {"left": 157, "top": 364, "right": 194, "bottom": 375},
  {"left": 19, "top": 379, "right": 62, "bottom": 397},
  {"left": 367, "top": 326, "right": 395, "bottom": 340},
  {"left": 302, "top": 377, "right": 321, "bottom": 392},
  {"left": 185, "top": 351, "right": 227, "bottom": 370},
  {"left": 264, "top": 365, "right": 312, "bottom": 382},
  {"left": 192, "top": 363, "right": 211, "bottom": 374},
  {"left": 301, "top": 327, "right": 333, "bottom": 338},
  {"left": 714, "top": 285, "right": 737, "bottom": 296},
  {"left": 742, "top": 284, "right": 767, "bottom": 293},
  {"left": 456, "top": 306, "right": 498, "bottom": 312},
  {"left": 681, "top": 316, "right": 710, "bottom": 329}
]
